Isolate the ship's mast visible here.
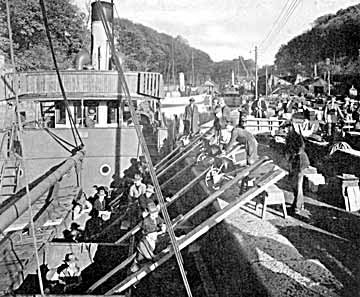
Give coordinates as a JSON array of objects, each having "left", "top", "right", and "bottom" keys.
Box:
[
  {"left": 172, "top": 40, "right": 176, "bottom": 86},
  {"left": 255, "top": 45, "right": 258, "bottom": 99}
]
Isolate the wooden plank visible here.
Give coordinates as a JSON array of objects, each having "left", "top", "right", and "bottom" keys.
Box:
[
  {"left": 173, "top": 157, "right": 270, "bottom": 229},
  {"left": 160, "top": 162, "right": 193, "bottom": 189},
  {"left": 155, "top": 126, "right": 213, "bottom": 174},
  {"left": 156, "top": 141, "right": 202, "bottom": 178},
  {"left": 114, "top": 168, "right": 209, "bottom": 245},
  {"left": 106, "top": 166, "right": 286, "bottom": 295},
  {"left": 86, "top": 254, "right": 136, "bottom": 293}
]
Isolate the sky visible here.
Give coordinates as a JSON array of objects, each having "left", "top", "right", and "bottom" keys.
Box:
[{"left": 74, "top": 0, "right": 360, "bottom": 65}]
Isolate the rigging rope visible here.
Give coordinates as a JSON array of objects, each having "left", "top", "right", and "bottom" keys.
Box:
[
  {"left": 5, "top": 0, "right": 45, "bottom": 295},
  {"left": 39, "top": 0, "right": 84, "bottom": 150},
  {"left": 95, "top": 1, "right": 193, "bottom": 296}
]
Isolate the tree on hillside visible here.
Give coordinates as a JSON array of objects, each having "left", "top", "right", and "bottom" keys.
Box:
[
  {"left": 114, "top": 18, "right": 213, "bottom": 85},
  {"left": 0, "top": 0, "right": 89, "bottom": 70},
  {"left": 274, "top": 3, "right": 360, "bottom": 76}
]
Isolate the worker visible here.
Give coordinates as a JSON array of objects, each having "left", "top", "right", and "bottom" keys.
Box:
[
  {"left": 84, "top": 108, "right": 96, "bottom": 128},
  {"left": 128, "top": 173, "right": 146, "bottom": 203},
  {"left": 46, "top": 253, "right": 82, "bottom": 293},
  {"left": 139, "top": 184, "right": 156, "bottom": 216},
  {"left": 288, "top": 139, "right": 310, "bottom": 215},
  {"left": 184, "top": 97, "right": 200, "bottom": 136},
  {"left": 324, "top": 96, "right": 343, "bottom": 139},
  {"left": 224, "top": 119, "right": 258, "bottom": 165},
  {"left": 130, "top": 201, "right": 166, "bottom": 272}
]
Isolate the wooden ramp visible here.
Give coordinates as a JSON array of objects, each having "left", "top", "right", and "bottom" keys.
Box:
[
  {"left": 114, "top": 168, "right": 209, "bottom": 245},
  {"left": 87, "top": 158, "right": 269, "bottom": 293},
  {"left": 105, "top": 163, "right": 287, "bottom": 295}
]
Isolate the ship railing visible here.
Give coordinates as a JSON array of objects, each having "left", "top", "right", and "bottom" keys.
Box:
[{"left": 1, "top": 71, "right": 164, "bottom": 100}]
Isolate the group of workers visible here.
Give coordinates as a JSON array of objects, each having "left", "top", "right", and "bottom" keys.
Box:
[
  {"left": 46, "top": 155, "right": 169, "bottom": 292},
  {"left": 47, "top": 92, "right": 335, "bottom": 293}
]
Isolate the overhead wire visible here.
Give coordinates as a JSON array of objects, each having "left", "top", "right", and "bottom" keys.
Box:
[
  {"left": 5, "top": 0, "right": 45, "bottom": 296},
  {"left": 261, "top": 0, "right": 302, "bottom": 53},
  {"left": 95, "top": 1, "right": 193, "bottom": 296},
  {"left": 259, "top": 0, "right": 293, "bottom": 49},
  {"left": 260, "top": 0, "right": 299, "bottom": 51},
  {"left": 39, "top": 0, "right": 84, "bottom": 150},
  {"left": 258, "top": 0, "right": 302, "bottom": 66}
]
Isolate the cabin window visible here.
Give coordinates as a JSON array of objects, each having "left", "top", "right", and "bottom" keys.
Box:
[
  {"left": 55, "top": 102, "right": 66, "bottom": 124},
  {"left": 107, "top": 101, "right": 119, "bottom": 124},
  {"left": 73, "top": 102, "right": 83, "bottom": 125}
]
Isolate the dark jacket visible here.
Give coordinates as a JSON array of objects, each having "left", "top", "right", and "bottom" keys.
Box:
[{"left": 184, "top": 103, "right": 200, "bottom": 134}]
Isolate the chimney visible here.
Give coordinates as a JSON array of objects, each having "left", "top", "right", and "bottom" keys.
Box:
[{"left": 91, "top": 0, "right": 114, "bottom": 70}]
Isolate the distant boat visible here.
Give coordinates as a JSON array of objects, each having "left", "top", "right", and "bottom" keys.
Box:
[{"left": 161, "top": 92, "right": 212, "bottom": 118}]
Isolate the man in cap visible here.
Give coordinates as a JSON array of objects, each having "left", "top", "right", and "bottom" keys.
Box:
[
  {"left": 184, "top": 97, "right": 200, "bottom": 136},
  {"left": 128, "top": 173, "right": 146, "bottom": 203},
  {"left": 130, "top": 201, "right": 166, "bottom": 272},
  {"left": 224, "top": 118, "right": 258, "bottom": 165},
  {"left": 84, "top": 108, "right": 96, "bottom": 128},
  {"left": 251, "top": 96, "right": 268, "bottom": 118},
  {"left": 46, "top": 253, "right": 82, "bottom": 293},
  {"left": 139, "top": 184, "right": 156, "bottom": 216}
]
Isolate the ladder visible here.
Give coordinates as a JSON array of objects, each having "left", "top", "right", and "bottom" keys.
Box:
[{"left": 0, "top": 125, "right": 21, "bottom": 204}]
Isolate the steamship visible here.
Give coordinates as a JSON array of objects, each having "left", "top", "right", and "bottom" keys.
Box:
[{"left": 0, "top": 0, "right": 168, "bottom": 295}]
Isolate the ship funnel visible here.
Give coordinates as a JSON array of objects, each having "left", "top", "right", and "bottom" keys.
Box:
[{"left": 91, "top": 0, "right": 114, "bottom": 70}]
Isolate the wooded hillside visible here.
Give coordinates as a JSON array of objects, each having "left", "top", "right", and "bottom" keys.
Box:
[
  {"left": 275, "top": 4, "right": 360, "bottom": 76},
  {"left": 0, "top": 0, "right": 253, "bottom": 86}
]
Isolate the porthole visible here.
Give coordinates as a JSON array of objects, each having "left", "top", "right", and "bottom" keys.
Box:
[
  {"left": 100, "top": 164, "right": 111, "bottom": 176},
  {"left": 18, "top": 168, "right": 24, "bottom": 177}
]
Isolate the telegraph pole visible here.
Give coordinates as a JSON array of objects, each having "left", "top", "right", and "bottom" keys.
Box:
[
  {"left": 265, "top": 65, "right": 268, "bottom": 97},
  {"left": 191, "top": 50, "right": 195, "bottom": 86},
  {"left": 255, "top": 46, "right": 258, "bottom": 100}
]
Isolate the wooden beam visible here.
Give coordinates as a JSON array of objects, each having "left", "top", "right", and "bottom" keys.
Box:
[
  {"left": 154, "top": 145, "right": 181, "bottom": 170},
  {"left": 86, "top": 253, "right": 136, "bottom": 293},
  {"left": 114, "top": 168, "right": 208, "bottom": 245},
  {"left": 173, "top": 157, "right": 269, "bottom": 229},
  {"left": 155, "top": 126, "right": 213, "bottom": 174},
  {"left": 106, "top": 165, "right": 287, "bottom": 295},
  {"left": 160, "top": 162, "right": 193, "bottom": 189},
  {"left": 156, "top": 141, "right": 202, "bottom": 178}
]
